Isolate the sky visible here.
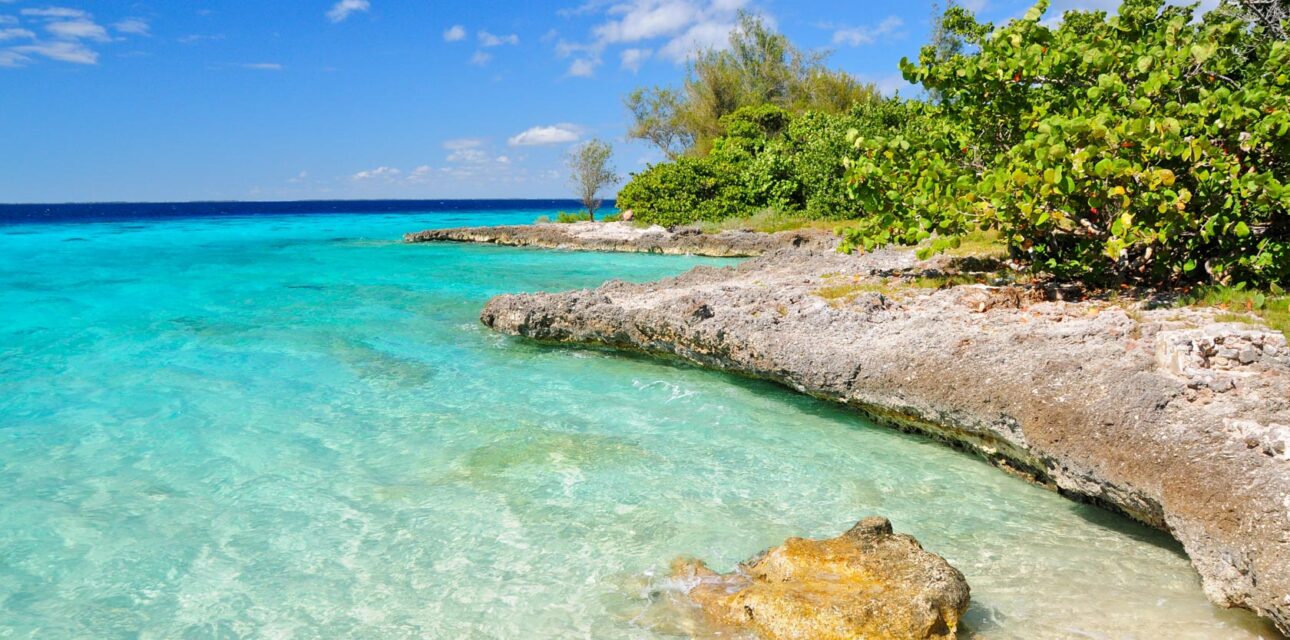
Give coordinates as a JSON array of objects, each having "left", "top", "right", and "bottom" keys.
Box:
[{"left": 0, "top": 0, "right": 1188, "bottom": 203}]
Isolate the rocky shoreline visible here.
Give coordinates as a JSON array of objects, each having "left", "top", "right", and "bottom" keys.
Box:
[
  {"left": 406, "top": 222, "right": 1290, "bottom": 632},
  {"left": 403, "top": 220, "right": 835, "bottom": 257}
]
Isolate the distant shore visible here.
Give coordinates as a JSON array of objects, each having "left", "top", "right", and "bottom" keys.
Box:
[{"left": 403, "top": 220, "right": 837, "bottom": 257}]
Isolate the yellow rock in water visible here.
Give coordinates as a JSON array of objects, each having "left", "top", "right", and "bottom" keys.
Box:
[{"left": 673, "top": 516, "right": 970, "bottom": 640}]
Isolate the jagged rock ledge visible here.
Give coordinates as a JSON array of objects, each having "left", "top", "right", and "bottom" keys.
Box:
[
  {"left": 479, "top": 246, "right": 1290, "bottom": 634},
  {"left": 402, "top": 221, "right": 837, "bottom": 257}
]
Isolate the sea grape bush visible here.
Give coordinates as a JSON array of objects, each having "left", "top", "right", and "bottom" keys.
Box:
[
  {"left": 842, "top": 0, "right": 1290, "bottom": 286},
  {"left": 618, "top": 105, "right": 869, "bottom": 225}
]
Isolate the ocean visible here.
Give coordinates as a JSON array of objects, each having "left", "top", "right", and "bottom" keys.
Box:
[{"left": 0, "top": 201, "right": 1273, "bottom": 638}]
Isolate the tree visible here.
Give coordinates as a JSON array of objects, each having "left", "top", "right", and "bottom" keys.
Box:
[
  {"left": 565, "top": 139, "right": 619, "bottom": 221},
  {"left": 626, "top": 87, "right": 693, "bottom": 160},
  {"left": 626, "top": 12, "right": 880, "bottom": 157},
  {"left": 1232, "top": 0, "right": 1289, "bottom": 40}
]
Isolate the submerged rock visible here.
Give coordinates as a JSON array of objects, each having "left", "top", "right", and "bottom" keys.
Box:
[{"left": 673, "top": 517, "right": 969, "bottom": 640}]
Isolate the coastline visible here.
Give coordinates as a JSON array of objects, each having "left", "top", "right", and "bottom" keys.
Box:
[
  {"left": 403, "top": 220, "right": 836, "bottom": 257},
  {"left": 413, "top": 223, "right": 1290, "bottom": 633}
]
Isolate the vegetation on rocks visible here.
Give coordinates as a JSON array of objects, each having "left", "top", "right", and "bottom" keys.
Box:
[{"left": 619, "top": 0, "right": 1289, "bottom": 292}]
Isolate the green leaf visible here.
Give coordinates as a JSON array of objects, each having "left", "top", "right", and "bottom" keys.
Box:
[{"left": 1234, "top": 221, "right": 1251, "bottom": 237}]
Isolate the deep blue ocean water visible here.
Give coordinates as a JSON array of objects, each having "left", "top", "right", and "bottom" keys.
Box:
[{"left": 0, "top": 202, "right": 1275, "bottom": 638}]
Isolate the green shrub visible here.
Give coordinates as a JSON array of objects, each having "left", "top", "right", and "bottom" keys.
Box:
[
  {"left": 555, "top": 211, "right": 593, "bottom": 223},
  {"left": 616, "top": 157, "right": 746, "bottom": 226},
  {"left": 618, "top": 104, "right": 875, "bottom": 226},
  {"left": 843, "top": 0, "right": 1290, "bottom": 287}
]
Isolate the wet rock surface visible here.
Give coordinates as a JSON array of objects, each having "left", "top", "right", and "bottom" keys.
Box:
[
  {"left": 478, "top": 244, "right": 1290, "bottom": 634},
  {"left": 403, "top": 221, "right": 837, "bottom": 257},
  {"left": 672, "top": 516, "right": 970, "bottom": 640}
]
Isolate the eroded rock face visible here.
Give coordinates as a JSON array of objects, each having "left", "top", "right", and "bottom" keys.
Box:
[
  {"left": 403, "top": 221, "right": 837, "bottom": 257},
  {"left": 479, "top": 246, "right": 1290, "bottom": 633},
  {"left": 673, "top": 517, "right": 969, "bottom": 640}
]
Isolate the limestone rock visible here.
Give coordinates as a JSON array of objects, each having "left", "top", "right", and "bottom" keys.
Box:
[
  {"left": 479, "top": 244, "right": 1290, "bottom": 632},
  {"left": 403, "top": 221, "right": 838, "bottom": 257},
  {"left": 673, "top": 517, "right": 969, "bottom": 640}
]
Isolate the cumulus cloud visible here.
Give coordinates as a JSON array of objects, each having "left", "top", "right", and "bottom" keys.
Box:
[
  {"left": 557, "top": 0, "right": 754, "bottom": 70},
  {"left": 113, "top": 18, "right": 149, "bottom": 36},
  {"left": 620, "top": 47, "right": 651, "bottom": 71},
  {"left": 327, "top": 0, "right": 370, "bottom": 23},
  {"left": 443, "top": 24, "right": 466, "bottom": 42},
  {"left": 478, "top": 30, "right": 519, "bottom": 47},
  {"left": 352, "top": 166, "right": 402, "bottom": 181},
  {"left": 507, "top": 124, "right": 581, "bottom": 146},
  {"left": 832, "top": 16, "right": 904, "bottom": 47},
  {"left": 568, "top": 58, "right": 596, "bottom": 76},
  {"left": 443, "top": 138, "right": 485, "bottom": 150},
  {"left": 470, "top": 50, "right": 491, "bottom": 65}
]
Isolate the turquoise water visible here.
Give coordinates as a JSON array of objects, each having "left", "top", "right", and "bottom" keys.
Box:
[{"left": 0, "top": 209, "right": 1276, "bottom": 639}]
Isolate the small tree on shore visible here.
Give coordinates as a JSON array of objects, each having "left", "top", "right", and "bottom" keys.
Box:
[{"left": 566, "top": 139, "right": 619, "bottom": 220}]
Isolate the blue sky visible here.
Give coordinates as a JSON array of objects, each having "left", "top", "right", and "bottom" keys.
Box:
[{"left": 1, "top": 0, "right": 1151, "bottom": 202}]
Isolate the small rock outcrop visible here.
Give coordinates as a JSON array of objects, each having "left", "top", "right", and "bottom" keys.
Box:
[
  {"left": 403, "top": 221, "right": 837, "bottom": 257},
  {"left": 673, "top": 517, "right": 969, "bottom": 640}
]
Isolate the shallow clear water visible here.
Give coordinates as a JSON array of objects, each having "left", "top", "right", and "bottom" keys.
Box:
[{"left": 0, "top": 209, "right": 1277, "bottom": 639}]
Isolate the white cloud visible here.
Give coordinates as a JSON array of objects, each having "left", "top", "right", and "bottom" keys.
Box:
[
  {"left": 0, "top": 49, "right": 26, "bottom": 67},
  {"left": 562, "top": 0, "right": 754, "bottom": 69},
  {"left": 470, "top": 50, "right": 491, "bottom": 65},
  {"left": 508, "top": 124, "right": 581, "bottom": 146},
  {"left": 568, "top": 58, "right": 596, "bottom": 76},
  {"left": 9, "top": 40, "right": 96, "bottom": 64},
  {"left": 0, "top": 27, "right": 34, "bottom": 41},
  {"left": 496, "top": 155, "right": 511, "bottom": 164},
  {"left": 620, "top": 47, "right": 651, "bottom": 71},
  {"left": 46, "top": 19, "right": 110, "bottom": 41},
  {"left": 242, "top": 62, "right": 283, "bottom": 70},
  {"left": 656, "top": 17, "right": 734, "bottom": 62},
  {"left": 327, "top": 0, "right": 370, "bottom": 23},
  {"left": 443, "top": 138, "right": 485, "bottom": 150},
  {"left": 0, "top": 17, "right": 17, "bottom": 26},
  {"left": 832, "top": 16, "right": 903, "bottom": 47},
  {"left": 593, "top": 0, "right": 699, "bottom": 43},
  {"left": 178, "top": 33, "right": 224, "bottom": 44},
  {"left": 448, "top": 147, "right": 488, "bottom": 163},
  {"left": 113, "top": 18, "right": 149, "bottom": 36},
  {"left": 443, "top": 24, "right": 466, "bottom": 42},
  {"left": 19, "top": 7, "right": 89, "bottom": 19},
  {"left": 478, "top": 30, "right": 519, "bottom": 47},
  {"left": 352, "top": 166, "right": 402, "bottom": 181}
]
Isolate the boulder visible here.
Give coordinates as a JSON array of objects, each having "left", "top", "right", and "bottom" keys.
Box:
[{"left": 672, "top": 517, "right": 970, "bottom": 640}]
